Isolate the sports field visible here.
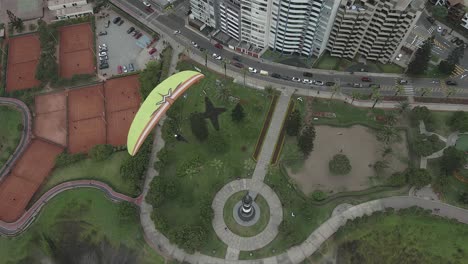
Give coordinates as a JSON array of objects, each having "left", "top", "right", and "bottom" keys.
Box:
[
  {"left": 59, "top": 23, "right": 95, "bottom": 78},
  {"left": 6, "top": 34, "right": 41, "bottom": 92}
]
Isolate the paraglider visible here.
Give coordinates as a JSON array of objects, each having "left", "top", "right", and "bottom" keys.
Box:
[{"left": 127, "top": 70, "right": 205, "bottom": 156}]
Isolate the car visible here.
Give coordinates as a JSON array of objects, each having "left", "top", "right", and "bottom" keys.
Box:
[
  {"left": 426, "top": 17, "right": 435, "bottom": 24},
  {"left": 135, "top": 32, "right": 143, "bottom": 39},
  {"left": 100, "top": 60, "right": 108, "bottom": 65},
  {"left": 315, "top": 80, "right": 324, "bottom": 86},
  {"left": 99, "top": 51, "right": 107, "bottom": 57},
  {"left": 464, "top": 43, "right": 468, "bottom": 49},
  {"left": 191, "top": 41, "right": 199, "bottom": 48},
  {"left": 214, "top": 43, "right": 223, "bottom": 49},
  {"left": 143, "top": 1, "right": 151, "bottom": 7},
  {"left": 123, "top": 66, "right": 128, "bottom": 73},
  {"left": 271, "top": 73, "right": 281, "bottom": 78},
  {"left": 281, "top": 75, "right": 290, "bottom": 81},
  {"left": 451, "top": 37, "right": 459, "bottom": 43},
  {"left": 232, "top": 56, "right": 241, "bottom": 62},
  {"left": 117, "top": 20, "right": 124, "bottom": 26},
  {"left": 127, "top": 27, "right": 135, "bottom": 34},
  {"left": 248, "top": 67, "right": 258, "bottom": 73},
  {"left": 105, "top": 20, "right": 110, "bottom": 28},
  {"left": 231, "top": 61, "right": 243, "bottom": 68},
  {"left": 292, "top": 77, "right": 301, "bottom": 82},
  {"left": 399, "top": 79, "right": 408, "bottom": 84},
  {"left": 117, "top": 65, "right": 123, "bottom": 74},
  {"left": 325, "top": 82, "right": 335, "bottom": 86},
  {"left": 99, "top": 64, "right": 109, "bottom": 70},
  {"left": 98, "top": 31, "right": 107, "bottom": 36},
  {"left": 99, "top": 44, "right": 107, "bottom": 50},
  {"left": 442, "top": 28, "right": 448, "bottom": 36},
  {"left": 437, "top": 26, "right": 442, "bottom": 32},
  {"left": 174, "top": 30, "right": 181, "bottom": 34},
  {"left": 99, "top": 55, "right": 108, "bottom": 61},
  {"left": 132, "top": 30, "right": 139, "bottom": 36},
  {"left": 303, "top": 72, "right": 313, "bottom": 77},
  {"left": 112, "top": 17, "right": 121, "bottom": 24},
  {"left": 128, "top": 63, "right": 135, "bottom": 72},
  {"left": 149, "top": 47, "right": 157, "bottom": 55},
  {"left": 353, "top": 83, "right": 362, "bottom": 88},
  {"left": 361, "top": 77, "right": 371, "bottom": 82},
  {"left": 396, "top": 53, "right": 402, "bottom": 61},
  {"left": 302, "top": 79, "right": 311, "bottom": 84},
  {"left": 446, "top": 80, "right": 457, "bottom": 85},
  {"left": 456, "top": 39, "right": 464, "bottom": 46}
]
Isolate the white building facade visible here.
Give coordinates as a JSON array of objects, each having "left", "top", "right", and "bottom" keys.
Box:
[
  {"left": 190, "top": 0, "right": 217, "bottom": 27},
  {"left": 47, "top": 0, "right": 93, "bottom": 20},
  {"left": 240, "top": 0, "right": 272, "bottom": 48},
  {"left": 462, "top": 13, "right": 468, "bottom": 30}
]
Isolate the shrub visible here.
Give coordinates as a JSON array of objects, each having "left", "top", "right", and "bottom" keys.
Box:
[
  {"left": 231, "top": 103, "right": 245, "bottom": 122},
  {"left": 189, "top": 112, "right": 208, "bottom": 141},
  {"left": 387, "top": 172, "right": 407, "bottom": 187},
  {"left": 285, "top": 109, "right": 302, "bottom": 136},
  {"left": 55, "top": 153, "right": 87, "bottom": 168},
  {"left": 117, "top": 202, "right": 137, "bottom": 224},
  {"left": 311, "top": 190, "right": 327, "bottom": 201},
  {"left": 146, "top": 176, "right": 179, "bottom": 208},
  {"left": 89, "top": 144, "right": 114, "bottom": 161},
  {"left": 28, "top": 23, "right": 37, "bottom": 31},
  {"left": 329, "top": 154, "right": 351, "bottom": 175},
  {"left": 297, "top": 125, "right": 316, "bottom": 157},
  {"left": 207, "top": 132, "right": 228, "bottom": 154}
]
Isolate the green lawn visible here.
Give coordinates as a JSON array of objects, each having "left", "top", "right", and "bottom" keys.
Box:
[
  {"left": 375, "top": 63, "right": 404, "bottom": 74},
  {"left": 315, "top": 209, "right": 468, "bottom": 263},
  {"left": 0, "top": 106, "right": 22, "bottom": 168},
  {"left": 313, "top": 53, "right": 342, "bottom": 70},
  {"left": 224, "top": 191, "right": 270, "bottom": 237},
  {"left": 36, "top": 151, "right": 138, "bottom": 198},
  {"left": 456, "top": 134, "right": 468, "bottom": 152},
  {"left": 150, "top": 60, "right": 270, "bottom": 256},
  {"left": 0, "top": 189, "right": 164, "bottom": 264},
  {"left": 431, "top": 111, "right": 453, "bottom": 137}
]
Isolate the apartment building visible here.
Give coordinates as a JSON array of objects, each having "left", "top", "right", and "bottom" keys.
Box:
[
  {"left": 326, "top": 0, "right": 424, "bottom": 63},
  {"left": 219, "top": 0, "right": 242, "bottom": 40},
  {"left": 268, "top": 0, "right": 339, "bottom": 57},
  {"left": 240, "top": 0, "right": 272, "bottom": 48},
  {"left": 47, "top": 0, "right": 93, "bottom": 20},
  {"left": 190, "top": 0, "right": 217, "bottom": 28}
]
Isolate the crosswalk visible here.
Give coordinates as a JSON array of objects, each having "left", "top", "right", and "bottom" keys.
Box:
[
  {"left": 451, "top": 64, "right": 465, "bottom": 78},
  {"left": 379, "top": 85, "right": 414, "bottom": 96},
  {"left": 428, "top": 26, "right": 435, "bottom": 35}
]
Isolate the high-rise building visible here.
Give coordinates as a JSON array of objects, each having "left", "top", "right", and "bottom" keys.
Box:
[
  {"left": 220, "top": 0, "right": 242, "bottom": 40},
  {"left": 190, "top": 0, "right": 217, "bottom": 28},
  {"left": 326, "top": 0, "right": 424, "bottom": 63},
  {"left": 268, "top": 0, "right": 340, "bottom": 57}
]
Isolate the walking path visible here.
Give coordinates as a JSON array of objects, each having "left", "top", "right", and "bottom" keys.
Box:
[
  {"left": 0, "top": 97, "right": 32, "bottom": 181},
  {"left": 0, "top": 180, "right": 139, "bottom": 236},
  {"left": 418, "top": 120, "right": 459, "bottom": 169}
]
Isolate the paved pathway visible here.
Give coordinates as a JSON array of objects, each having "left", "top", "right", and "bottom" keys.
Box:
[
  {"left": 0, "top": 97, "right": 32, "bottom": 180},
  {"left": 212, "top": 179, "right": 283, "bottom": 251},
  {"left": 0, "top": 180, "right": 139, "bottom": 236},
  {"left": 418, "top": 120, "right": 459, "bottom": 169}
]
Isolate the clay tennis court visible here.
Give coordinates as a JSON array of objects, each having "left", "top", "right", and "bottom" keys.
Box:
[
  {"left": 59, "top": 23, "right": 95, "bottom": 79},
  {"left": 107, "top": 108, "right": 138, "bottom": 146},
  {"left": 0, "top": 139, "right": 63, "bottom": 222},
  {"left": 6, "top": 34, "right": 41, "bottom": 92},
  {"left": 34, "top": 92, "right": 67, "bottom": 146},
  {"left": 104, "top": 75, "right": 141, "bottom": 112},
  {"left": 69, "top": 117, "right": 106, "bottom": 153},
  {"left": 68, "top": 85, "right": 105, "bottom": 121}
]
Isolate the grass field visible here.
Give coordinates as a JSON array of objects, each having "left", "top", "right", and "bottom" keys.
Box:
[
  {"left": 456, "top": 134, "right": 468, "bottom": 152},
  {"left": 36, "top": 151, "right": 138, "bottom": 198},
  {"left": 151, "top": 60, "right": 270, "bottom": 256},
  {"left": 224, "top": 191, "right": 270, "bottom": 237},
  {"left": 307, "top": 208, "right": 468, "bottom": 263},
  {"left": 0, "top": 189, "right": 164, "bottom": 264},
  {"left": 0, "top": 106, "right": 22, "bottom": 168}
]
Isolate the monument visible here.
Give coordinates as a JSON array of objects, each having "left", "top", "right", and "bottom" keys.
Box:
[{"left": 238, "top": 194, "right": 256, "bottom": 221}]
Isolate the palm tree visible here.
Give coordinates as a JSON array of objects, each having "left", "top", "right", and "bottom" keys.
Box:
[
  {"left": 371, "top": 91, "right": 381, "bottom": 109},
  {"left": 217, "top": 85, "right": 231, "bottom": 102},
  {"left": 384, "top": 112, "right": 398, "bottom": 126},
  {"left": 376, "top": 126, "right": 401, "bottom": 144},
  {"left": 397, "top": 100, "right": 410, "bottom": 114},
  {"left": 241, "top": 67, "right": 248, "bottom": 87},
  {"left": 420, "top": 87, "right": 431, "bottom": 97},
  {"left": 330, "top": 84, "right": 341, "bottom": 100},
  {"left": 370, "top": 86, "right": 379, "bottom": 98},
  {"left": 351, "top": 91, "right": 360, "bottom": 104},
  {"left": 445, "top": 87, "right": 456, "bottom": 98},
  {"left": 394, "top": 85, "right": 404, "bottom": 96},
  {"left": 222, "top": 59, "right": 229, "bottom": 79},
  {"left": 203, "top": 50, "right": 208, "bottom": 67}
]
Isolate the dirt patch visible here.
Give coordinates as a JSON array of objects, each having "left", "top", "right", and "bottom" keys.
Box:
[
  {"left": 35, "top": 92, "right": 67, "bottom": 114},
  {"left": 34, "top": 111, "right": 67, "bottom": 146},
  {"left": 288, "top": 125, "right": 408, "bottom": 194},
  {"left": 6, "top": 34, "right": 41, "bottom": 92},
  {"left": 59, "top": 23, "right": 95, "bottom": 78}
]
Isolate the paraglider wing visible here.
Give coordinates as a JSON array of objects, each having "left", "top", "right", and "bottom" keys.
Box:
[{"left": 127, "top": 70, "right": 205, "bottom": 156}]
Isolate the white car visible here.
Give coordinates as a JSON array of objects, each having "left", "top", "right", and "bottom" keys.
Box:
[
  {"left": 123, "top": 66, "right": 128, "bottom": 73},
  {"left": 437, "top": 26, "right": 442, "bottom": 32},
  {"left": 212, "top": 53, "right": 222, "bottom": 60},
  {"left": 215, "top": 55, "right": 222, "bottom": 60},
  {"left": 248, "top": 67, "right": 258, "bottom": 73},
  {"left": 143, "top": 1, "right": 151, "bottom": 7},
  {"left": 191, "top": 41, "right": 198, "bottom": 48},
  {"left": 99, "top": 51, "right": 107, "bottom": 57},
  {"left": 315, "top": 80, "right": 324, "bottom": 86},
  {"left": 302, "top": 79, "right": 311, "bottom": 84},
  {"left": 292, "top": 77, "right": 301, "bottom": 82},
  {"left": 99, "top": 55, "right": 108, "bottom": 61},
  {"left": 174, "top": 30, "right": 181, "bottom": 34},
  {"left": 396, "top": 53, "right": 402, "bottom": 61}
]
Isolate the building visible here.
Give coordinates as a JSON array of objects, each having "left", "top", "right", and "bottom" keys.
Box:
[
  {"left": 239, "top": 0, "right": 272, "bottom": 48},
  {"left": 268, "top": 0, "right": 340, "bottom": 57},
  {"left": 219, "top": 0, "right": 242, "bottom": 40},
  {"left": 190, "top": 0, "right": 217, "bottom": 28},
  {"left": 47, "top": 0, "right": 93, "bottom": 20},
  {"left": 462, "top": 13, "right": 468, "bottom": 29},
  {"left": 326, "top": 0, "right": 424, "bottom": 64}
]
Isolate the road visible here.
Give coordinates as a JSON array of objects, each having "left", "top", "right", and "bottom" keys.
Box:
[
  {"left": 113, "top": 0, "right": 468, "bottom": 99},
  {"left": 0, "top": 97, "right": 32, "bottom": 181}
]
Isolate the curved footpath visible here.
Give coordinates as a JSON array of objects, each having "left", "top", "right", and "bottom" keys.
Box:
[
  {"left": 0, "top": 180, "right": 141, "bottom": 236},
  {"left": 0, "top": 97, "right": 32, "bottom": 181}
]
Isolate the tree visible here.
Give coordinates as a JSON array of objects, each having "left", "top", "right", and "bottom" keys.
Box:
[
  {"left": 394, "top": 85, "right": 404, "bottom": 96},
  {"left": 383, "top": 112, "right": 398, "bottom": 126},
  {"left": 376, "top": 126, "right": 400, "bottom": 144},
  {"left": 459, "top": 192, "right": 468, "bottom": 204},
  {"left": 439, "top": 46, "right": 464, "bottom": 75},
  {"left": 329, "top": 154, "right": 352, "bottom": 175},
  {"left": 285, "top": 109, "right": 302, "bottom": 136},
  {"left": 139, "top": 61, "right": 162, "bottom": 99},
  {"left": 7, "top": 10, "right": 24, "bottom": 31},
  {"left": 371, "top": 91, "right": 381, "bottom": 109},
  {"left": 397, "top": 100, "right": 410, "bottom": 114},
  {"left": 89, "top": 144, "right": 114, "bottom": 161},
  {"left": 241, "top": 67, "right": 248, "bottom": 87},
  {"left": 203, "top": 49, "right": 208, "bottom": 67},
  {"left": 331, "top": 84, "right": 341, "bottom": 99},
  {"left": 406, "top": 168, "right": 432, "bottom": 188},
  {"left": 432, "top": 6, "right": 448, "bottom": 19},
  {"left": 297, "top": 125, "right": 316, "bottom": 157},
  {"left": 117, "top": 202, "right": 137, "bottom": 223},
  {"left": 351, "top": 91, "right": 360, "bottom": 104},
  {"left": 146, "top": 176, "right": 179, "bottom": 207},
  {"left": 441, "top": 146, "right": 466, "bottom": 174},
  {"left": 189, "top": 112, "right": 208, "bottom": 141},
  {"left": 407, "top": 37, "right": 434, "bottom": 75},
  {"left": 447, "top": 111, "right": 468, "bottom": 132},
  {"left": 387, "top": 172, "right": 407, "bottom": 187},
  {"left": 410, "top": 106, "right": 434, "bottom": 127},
  {"left": 207, "top": 132, "right": 228, "bottom": 154},
  {"left": 413, "top": 134, "right": 439, "bottom": 157},
  {"left": 231, "top": 103, "right": 245, "bottom": 122},
  {"left": 312, "top": 190, "right": 327, "bottom": 201},
  {"left": 216, "top": 85, "right": 231, "bottom": 102},
  {"left": 373, "top": 160, "right": 389, "bottom": 174}
]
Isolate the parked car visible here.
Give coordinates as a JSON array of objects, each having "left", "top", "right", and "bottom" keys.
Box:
[
  {"left": 446, "top": 80, "right": 457, "bottom": 86},
  {"left": 303, "top": 72, "right": 313, "bottom": 77},
  {"left": 292, "top": 77, "right": 301, "bottom": 82},
  {"left": 99, "top": 55, "right": 109, "bottom": 61},
  {"left": 100, "top": 60, "right": 108, "bottom": 65},
  {"left": 214, "top": 43, "right": 223, "bottom": 49},
  {"left": 456, "top": 39, "right": 464, "bottom": 46},
  {"left": 105, "top": 20, "right": 110, "bottom": 28},
  {"left": 123, "top": 66, "right": 128, "bottom": 73},
  {"left": 98, "top": 31, "right": 107, "bottom": 36},
  {"left": 232, "top": 56, "right": 241, "bottom": 62},
  {"left": 132, "top": 30, "right": 139, "bottom": 36},
  {"left": 149, "top": 48, "right": 157, "bottom": 55},
  {"left": 271, "top": 73, "right": 281, "bottom": 78},
  {"left": 437, "top": 26, "right": 442, "bottom": 32},
  {"left": 99, "top": 63, "right": 109, "bottom": 70},
  {"left": 117, "top": 65, "right": 123, "bottom": 74},
  {"left": 325, "top": 82, "right": 335, "bottom": 86},
  {"left": 399, "top": 79, "right": 408, "bottom": 84},
  {"left": 426, "top": 17, "right": 435, "bottom": 24},
  {"left": 281, "top": 75, "right": 290, "bottom": 81},
  {"left": 112, "top": 17, "right": 121, "bottom": 24},
  {"left": 302, "top": 79, "right": 311, "bottom": 84},
  {"left": 118, "top": 20, "right": 124, "bottom": 26},
  {"left": 315, "top": 80, "right": 324, "bottom": 86},
  {"left": 248, "top": 67, "right": 258, "bottom": 73},
  {"left": 369, "top": 84, "right": 380, "bottom": 88},
  {"left": 99, "top": 44, "right": 107, "bottom": 51},
  {"left": 231, "top": 62, "right": 243, "bottom": 68},
  {"left": 451, "top": 37, "right": 459, "bottom": 43},
  {"left": 212, "top": 53, "right": 222, "bottom": 60},
  {"left": 361, "top": 77, "right": 371, "bottom": 82},
  {"left": 143, "top": 1, "right": 151, "bottom": 7},
  {"left": 135, "top": 32, "right": 143, "bottom": 39},
  {"left": 127, "top": 27, "right": 135, "bottom": 34},
  {"left": 441, "top": 28, "right": 448, "bottom": 36},
  {"left": 259, "top": 70, "right": 268, "bottom": 76},
  {"left": 99, "top": 51, "right": 107, "bottom": 57},
  {"left": 128, "top": 63, "right": 135, "bottom": 72},
  {"left": 353, "top": 83, "right": 363, "bottom": 88},
  {"left": 191, "top": 41, "right": 199, "bottom": 48},
  {"left": 173, "top": 30, "right": 181, "bottom": 34}
]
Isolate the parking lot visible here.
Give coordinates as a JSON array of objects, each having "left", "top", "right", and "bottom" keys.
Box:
[{"left": 95, "top": 9, "right": 157, "bottom": 76}]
